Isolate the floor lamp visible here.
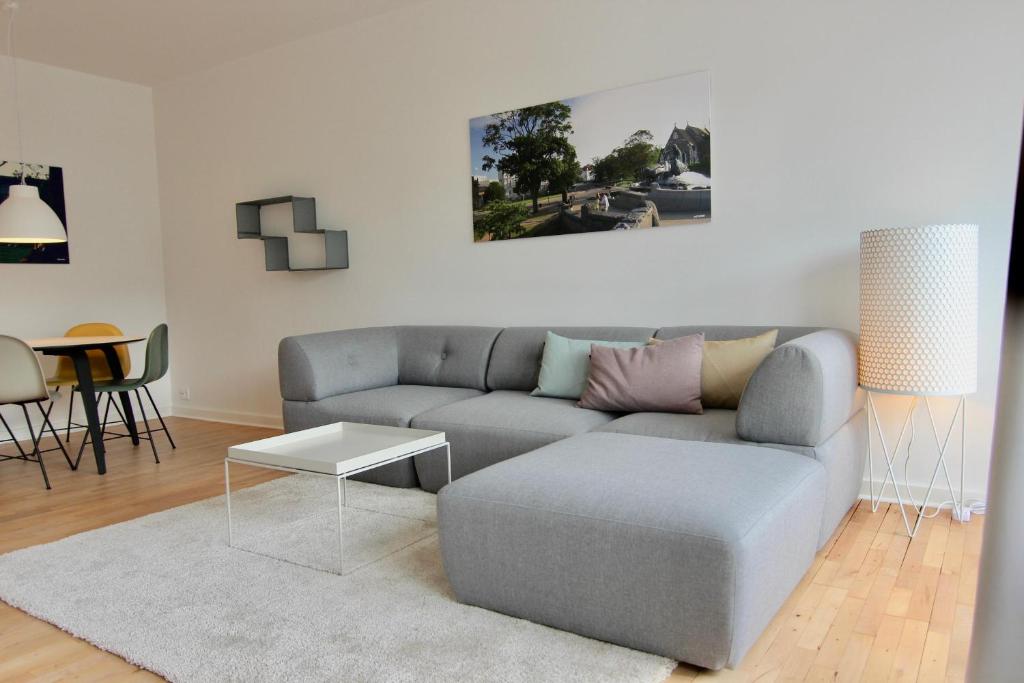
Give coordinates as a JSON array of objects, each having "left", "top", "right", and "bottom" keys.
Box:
[{"left": 859, "top": 224, "right": 978, "bottom": 537}]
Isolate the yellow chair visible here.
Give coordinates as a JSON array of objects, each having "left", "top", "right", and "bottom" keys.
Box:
[{"left": 47, "top": 322, "right": 131, "bottom": 442}]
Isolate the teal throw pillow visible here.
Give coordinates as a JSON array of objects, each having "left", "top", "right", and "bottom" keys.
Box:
[{"left": 530, "top": 331, "right": 646, "bottom": 400}]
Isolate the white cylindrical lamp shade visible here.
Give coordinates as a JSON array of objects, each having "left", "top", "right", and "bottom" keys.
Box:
[
  {"left": 0, "top": 184, "right": 67, "bottom": 244},
  {"left": 859, "top": 224, "right": 978, "bottom": 396}
]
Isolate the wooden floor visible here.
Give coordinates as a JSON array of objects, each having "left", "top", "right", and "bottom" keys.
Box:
[{"left": 0, "top": 418, "right": 981, "bottom": 682}]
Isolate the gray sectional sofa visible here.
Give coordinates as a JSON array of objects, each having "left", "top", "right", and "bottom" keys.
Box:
[{"left": 279, "top": 324, "right": 865, "bottom": 669}]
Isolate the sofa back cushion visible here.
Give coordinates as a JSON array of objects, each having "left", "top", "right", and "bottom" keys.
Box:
[
  {"left": 279, "top": 327, "right": 399, "bottom": 402},
  {"left": 486, "top": 326, "right": 657, "bottom": 392},
  {"left": 398, "top": 326, "right": 502, "bottom": 391},
  {"left": 736, "top": 329, "right": 860, "bottom": 447},
  {"left": 655, "top": 325, "right": 823, "bottom": 344}
]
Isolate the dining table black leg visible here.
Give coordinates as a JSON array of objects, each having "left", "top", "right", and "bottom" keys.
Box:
[
  {"left": 102, "top": 346, "right": 139, "bottom": 446},
  {"left": 70, "top": 350, "right": 107, "bottom": 475}
]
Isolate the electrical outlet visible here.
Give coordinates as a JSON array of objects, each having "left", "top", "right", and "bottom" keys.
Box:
[{"left": 177, "top": 387, "right": 191, "bottom": 401}]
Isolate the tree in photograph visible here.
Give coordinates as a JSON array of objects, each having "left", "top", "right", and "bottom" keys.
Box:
[
  {"left": 592, "top": 155, "right": 617, "bottom": 184},
  {"left": 592, "top": 129, "right": 661, "bottom": 183},
  {"left": 474, "top": 200, "right": 528, "bottom": 241},
  {"left": 471, "top": 177, "right": 482, "bottom": 209},
  {"left": 547, "top": 148, "right": 581, "bottom": 203},
  {"left": 620, "top": 130, "right": 660, "bottom": 179},
  {"left": 483, "top": 181, "right": 506, "bottom": 203},
  {"left": 481, "top": 102, "right": 574, "bottom": 214}
]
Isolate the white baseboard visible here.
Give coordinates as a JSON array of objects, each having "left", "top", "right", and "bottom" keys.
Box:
[
  {"left": 858, "top": 479, "right": 985, "bottom": 506},
  {"left": 170, "top": 404, "right": 283, "bottom": 430}
]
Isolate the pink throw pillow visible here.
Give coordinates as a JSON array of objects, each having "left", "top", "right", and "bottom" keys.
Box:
[{"left": 577, "top": 333, "right": 704, "bottom": 414}]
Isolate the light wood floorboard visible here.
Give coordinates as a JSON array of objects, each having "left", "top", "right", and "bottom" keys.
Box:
[{"left": 0, "top": 418, "right": 981, "bottom": 682}]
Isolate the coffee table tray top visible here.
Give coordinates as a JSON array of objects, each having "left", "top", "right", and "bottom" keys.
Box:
[{"left": 228, "top": 422, "right": 446, "bottom": 476}]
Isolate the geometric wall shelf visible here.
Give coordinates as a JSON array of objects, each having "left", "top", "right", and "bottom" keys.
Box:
[{"left": 235, "top": 195, "right": 349, "bottom": 272}]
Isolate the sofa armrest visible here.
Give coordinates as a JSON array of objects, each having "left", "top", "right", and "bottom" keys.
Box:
[
  {"left": 736, "top": 329, "right": 860, "bottom": 447},
  {"left": 278, "top": 327, "right": 400, "bottom": 402}
]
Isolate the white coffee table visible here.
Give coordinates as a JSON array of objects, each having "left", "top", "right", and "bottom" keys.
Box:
[{"left": 224, "top": 422, "right": 449, "bottom": 574}]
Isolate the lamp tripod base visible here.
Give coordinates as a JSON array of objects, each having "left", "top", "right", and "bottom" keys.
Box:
[{"left": 865, "top": 392, "right": 967, "bottom": 538}]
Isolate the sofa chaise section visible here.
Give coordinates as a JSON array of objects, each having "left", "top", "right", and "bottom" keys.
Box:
[
  {"left": 595, "top": 327, "right": 864, "bottom": 546},
  {"left": 438, "top": 432, "right": 827, "bottom": 670},
  {"left": 731, "top": 328, "right": 865, "bottom": 546},
  {"left": 279, "top": 325, "right": 500, "bottom": 486}
]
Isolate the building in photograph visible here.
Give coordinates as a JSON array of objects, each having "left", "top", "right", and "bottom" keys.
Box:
[{"left": 659, "top": 124, "right": 710, "bottom": 169}]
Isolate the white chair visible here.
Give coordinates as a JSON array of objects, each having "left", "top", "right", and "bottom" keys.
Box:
[{"left": 0, "top": 335, "right": 73, "bottom": 489}]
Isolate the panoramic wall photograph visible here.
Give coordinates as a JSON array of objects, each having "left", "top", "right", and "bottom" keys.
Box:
[{"left": 469, "top": 70, "right": 710, "bottom": 242}]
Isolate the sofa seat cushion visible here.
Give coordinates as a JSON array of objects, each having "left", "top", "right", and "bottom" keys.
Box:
[
  {"left": 409, "top": 390, "right": 617, "bottom": 492},
  {"left": 598, "top": 409, "right": 814, "bottom": 457},
  {"left": 281, "top": 385, "right": 481, "bottom": 487},
  {"left": 285, "top": 384, "right": 483, "bottom": 427},
  {"left": 438, "top": 432, "right": 826, "bottom": 669}
]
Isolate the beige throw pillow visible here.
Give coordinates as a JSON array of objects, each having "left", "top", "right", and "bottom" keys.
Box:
[{"left": 649, "top": 330, "right": 778, "bottom": 409}]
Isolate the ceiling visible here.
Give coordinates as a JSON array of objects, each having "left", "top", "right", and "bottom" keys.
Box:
[{"left": 5, "top": 0, "right": 432, "bottom": 85}]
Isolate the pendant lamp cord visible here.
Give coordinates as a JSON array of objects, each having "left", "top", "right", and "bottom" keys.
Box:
[{"left": 4, "top": 1, "right": 25, "bottom": 184}]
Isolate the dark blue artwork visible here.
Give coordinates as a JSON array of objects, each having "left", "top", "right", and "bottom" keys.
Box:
[{"left": 0, "top": 161, "right": 69, "bottom": 264}]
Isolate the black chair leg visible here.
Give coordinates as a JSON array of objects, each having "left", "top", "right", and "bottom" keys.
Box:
[
  {"left": 38, "top": 401, "right": 74, "bottom": 470},
  {"left": 135, "top": 390, "right": 159, "bottom": 464},
  {"left": 20, "top": 404, "right": 50, "bottom": 490},
  {"left": 105, "top": 393, "right": 127, "bottom": 431},
  {"left": 143, "top": 385, "right": 175, "bottom": 449},
  {"left": 73, "top": 412, "right": 92, "bottom": 470},
  {"left": 65, "top": 389, "right": 75, "bottom": 442},
  {"left": 100, "top": 394, "right": 115, "bottom": 438},
  {"left": 0, "top": 410, "right": 28, "bottom": 458}
]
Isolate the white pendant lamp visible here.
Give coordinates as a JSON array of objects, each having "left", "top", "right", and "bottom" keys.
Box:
[
  {"left": 0, "top": 0, "right": 66, "bottom": 244},
  {"left": 0, "top": 183, "right": 66, "bottom": 242}
]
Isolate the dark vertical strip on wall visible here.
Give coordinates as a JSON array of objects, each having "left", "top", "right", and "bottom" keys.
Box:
[{"left": 967, "top": 113, "right": 1024, "bottom": 682}]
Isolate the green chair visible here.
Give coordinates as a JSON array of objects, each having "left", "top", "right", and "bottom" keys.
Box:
[{"left": 75, "top": 324, "right": 175, "bottom": 466}]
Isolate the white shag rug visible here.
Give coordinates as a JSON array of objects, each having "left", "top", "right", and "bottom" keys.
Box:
[{"left": 0, "top": 476, "right": 676, "bottom": 682}]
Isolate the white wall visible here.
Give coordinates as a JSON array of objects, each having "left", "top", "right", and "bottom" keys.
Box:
[
  {"left": 0, "top": 60, "right": 169, "bottom": 435},
  {"left": 154, "top": 0, "right": 1024, "bottom": 500}
]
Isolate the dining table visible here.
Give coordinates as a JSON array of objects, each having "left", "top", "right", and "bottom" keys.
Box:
[{"left": 27, "top": 334, "right": 146, "bottom": 475}]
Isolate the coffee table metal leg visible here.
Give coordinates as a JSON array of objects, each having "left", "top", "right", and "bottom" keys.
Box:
[
  {"left": 223, "top": 441, "right": 448, "bottom": 575},
  {"left": 225, "top": 459, "right": 233, "bottom": 547},
  {"left": 336, "top": 475, "right": 345, "bottom": 575}
]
